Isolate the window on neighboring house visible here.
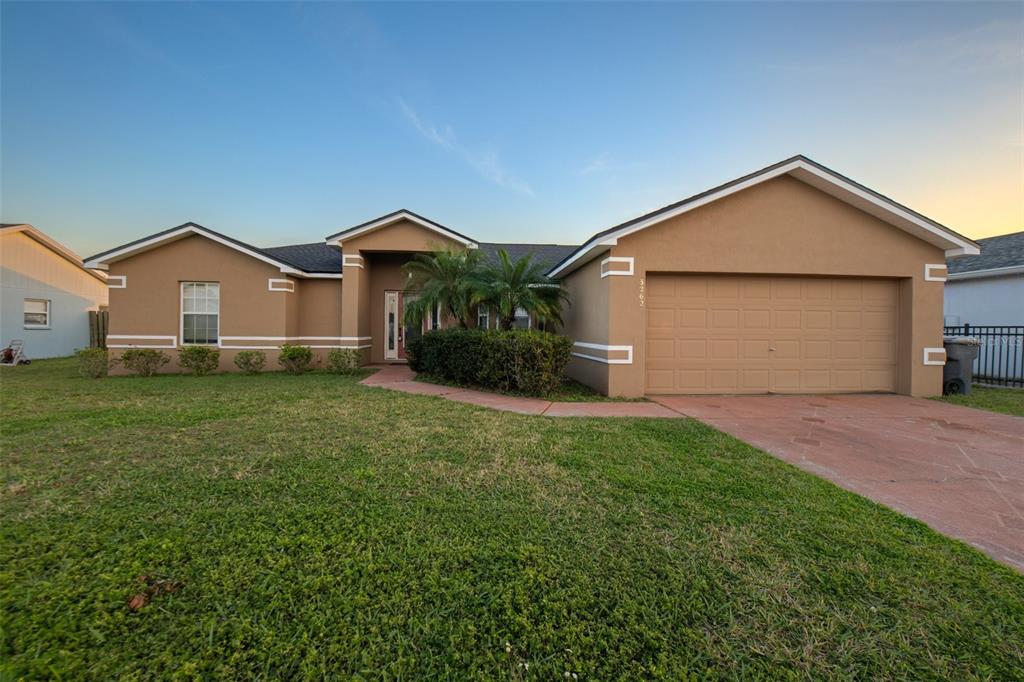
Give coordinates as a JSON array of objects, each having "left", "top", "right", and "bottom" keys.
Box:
[
  {"left": 429, "top": 304, "right": 441, "bottom": 331},
  {"left": 512, "top": 307, "right": 531, "bottom": 330},
  {"left": 23, "top": 299, "right": 50, "bottom": 328},
  {"left": 182, "top": 282, "right": 219, "bottom": 344},
  {"left": 477, "top": 306, "right": 490, "bottom": 330}
]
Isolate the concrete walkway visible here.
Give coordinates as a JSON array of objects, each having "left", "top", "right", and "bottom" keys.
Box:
[
  {"left": 653, "top": 394, "right": 1024, "bottom": 572},
  {"left": 359, "top": 365, "right": 681, "bottom": 417}
]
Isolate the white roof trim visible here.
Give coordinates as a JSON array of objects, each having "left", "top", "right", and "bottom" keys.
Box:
[
  {"left": 84, "top": 224, "right": 305, "bottom": 275},
  {"left": 325, "top": 210, "right": 478, "bottom": 248},
  {"left": 946, "top": 264, "right": 1024, "bottom": 281},
  {"left": 3, "top": 224, "right": 107, "bottom": 282},
  {"left": 548, "top": 159, "right": 980, "bottom": 278}
]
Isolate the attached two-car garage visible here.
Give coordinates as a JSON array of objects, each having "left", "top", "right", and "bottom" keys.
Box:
[
  {"left": 553, "top": 156, "right": 981, "bottom": 398},
  {"left": 644, "top": 274, "right": 900, "bottom": 394}
]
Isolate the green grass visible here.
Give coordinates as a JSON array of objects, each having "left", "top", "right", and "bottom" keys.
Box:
[
  {"left": 2, "top": 358, "right": 1022, "bottom": 679},
  {"left": 415, "top": 372, "right": 646, "bottom": 402},
  {"left": 935, "top": 385, "right": 1024, "bottom": 417}
]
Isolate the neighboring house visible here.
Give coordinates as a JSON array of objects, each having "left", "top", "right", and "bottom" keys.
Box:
[
  {"left": 1, "top": 224, "right": 108, "bottom": 359},
  {"left": 943, "top": 230, "right": 1024, "bottom": 326},
  {"left": 85, "top": 156, "right": 979, "bottom": 397}
]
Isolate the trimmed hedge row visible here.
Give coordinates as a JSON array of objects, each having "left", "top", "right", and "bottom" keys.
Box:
[{"left": 407, "top": 328, "right": 572, "bottom": 396}]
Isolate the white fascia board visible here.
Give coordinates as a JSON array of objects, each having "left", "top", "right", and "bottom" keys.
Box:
[
  {"left": 84, "top": 225, "right": 306, "bottom": 275},
  {"left": 548, "top": 159, "right": 978, "bottom": 278},
  {"left": 326, "top": 211, "right": 477, "bottom": 248},
  {"left": 946, "top": 265, "right": 1024, "bottom": 281}
]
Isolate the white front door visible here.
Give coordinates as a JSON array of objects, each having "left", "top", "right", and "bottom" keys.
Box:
[{"left": 384, "top": 291, "right": 400, "bottom": 360}]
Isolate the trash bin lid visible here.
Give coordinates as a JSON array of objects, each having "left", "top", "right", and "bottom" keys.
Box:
[{"left": 943, "top": 336, "right": 981, "bottom": 345}]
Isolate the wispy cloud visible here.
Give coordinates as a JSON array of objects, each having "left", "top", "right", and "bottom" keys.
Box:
[
  {"left": 398, "top": 98, "right": 534, "bottom": 196},
  {"left": 580, "top": 153, "right": 614, "bottom": 175}
]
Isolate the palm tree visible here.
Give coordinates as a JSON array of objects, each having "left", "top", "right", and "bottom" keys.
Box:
[
  {"left": 478, "top": 249, "right": 569, "bottom": 330},
  {"left": 402, "top": 247, "right": 483, "bottom": 328}
]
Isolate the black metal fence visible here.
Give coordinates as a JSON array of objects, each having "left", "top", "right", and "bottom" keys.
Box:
[{"left": 943, "top": 325, "right": 1024, "bottom": 388}]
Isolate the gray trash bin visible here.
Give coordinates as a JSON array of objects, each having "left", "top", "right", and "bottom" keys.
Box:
[{"left": 942, "top": 337, "right": 981, "bottom": 395}]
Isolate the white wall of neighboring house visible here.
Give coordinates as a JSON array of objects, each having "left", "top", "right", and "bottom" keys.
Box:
[
  {"left": 943, "top": 274, "right": 1024, "bottom": 327},
  {"left": 1, "top": 229, "right": 108, "bottom": 358}
]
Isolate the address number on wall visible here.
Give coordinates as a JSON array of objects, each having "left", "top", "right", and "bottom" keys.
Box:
[{"left": 639, "top": 278, "right": 645, "bottom": 307}]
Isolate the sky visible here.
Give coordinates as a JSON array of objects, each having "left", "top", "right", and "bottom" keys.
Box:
[{"left": 1, "top": 1, "right": 1021, "bottom": 258}]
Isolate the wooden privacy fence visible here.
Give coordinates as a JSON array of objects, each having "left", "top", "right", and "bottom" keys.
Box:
[{"left": 89, "top": 310, "right": 109, "bottom": 349}]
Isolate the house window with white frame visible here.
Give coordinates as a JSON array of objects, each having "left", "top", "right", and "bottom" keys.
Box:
[
  {"left": 182, "top": 282, "right": 219, "bottom": 344},
  {"left": 477, "top": 306, "right": 490, "bottom": 330},
  {"left": 23, "top": 299, "right": 50, "bottom": 328},
  {"left": 512, "top": 307, "right": 531, "bottom": 330},
  {"left": 429, "top": 304, "right": 441, "bottom": 331}
]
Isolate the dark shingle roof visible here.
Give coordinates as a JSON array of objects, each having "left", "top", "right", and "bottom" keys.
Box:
[
  {"left": 947, "top": 231, "right": 1024, "bottom": 274},
  {"left": 478, "top": 243, "right": 579, "bottom": 272},
  {"left": 262, "top": 242, "right": 342, "bottom": 273}
]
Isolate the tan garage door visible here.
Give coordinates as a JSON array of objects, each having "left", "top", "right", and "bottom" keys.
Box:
[{"left": 645, "top": 275, "right": 899, "bottom": 394}]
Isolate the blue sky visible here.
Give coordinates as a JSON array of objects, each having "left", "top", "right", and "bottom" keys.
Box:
[{"left": 2, "top": 1, "right": 1021, "bottom": 256}]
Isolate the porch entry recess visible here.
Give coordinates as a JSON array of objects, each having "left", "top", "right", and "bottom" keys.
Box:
[{"left": 384, "top": 291, "right": 424, "bottom": 361}]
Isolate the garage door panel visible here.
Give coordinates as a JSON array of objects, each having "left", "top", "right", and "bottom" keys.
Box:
[
  {"left": 679, "top": 339, "right": 707, "bottom": 358},
  {"left": 647, "top": 338, "right": 675, "bottom": 359},
  {"left": 645, "top": 274, "right": 898, "bottom": 394},
  {"left": 743, "top": 309, "right": 771, "bottom": 329},
  {"left": 743, "top": 339, "right": 771, "bottom": 359},
  {"left": 679, "top": 309, "right": 707, "bottom": 327},
  {"left": 647, "top": 307, "right": 675, "bottom": 328},
  {"left": 775, "top": 309, "right": 803, "bottom": 329},
  {"left": 711, "top": 339, "right": 739, "bottom": 359},
  {"left": 711, "top": 309, "right": 739, "bottom": 328}
]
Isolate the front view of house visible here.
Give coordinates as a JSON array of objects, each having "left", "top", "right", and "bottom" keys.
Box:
[{"left": 85, "top": 156, "right": 979, "bottom": 397}]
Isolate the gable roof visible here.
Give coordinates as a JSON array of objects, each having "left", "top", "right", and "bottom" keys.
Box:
[
  {"left": 2, "top": 223, "right": 106, "bottom": 282},
  {"left": 478, "top": 242, "right": 578, "bottom": 272},
  {"left": 325, "top": 209, "right": 477, "bottom": 248},
  {"left": 546, "top": 155, "right": 981, "bottom": 278},
  {"left": 946, "top": 230, "right": 1024, "bottom": 280},
  {"left": 83, "top": 222, "right": 343, "bottom": 277}
]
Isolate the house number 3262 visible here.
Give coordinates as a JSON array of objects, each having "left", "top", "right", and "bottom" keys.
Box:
[{"left": 639, "top": 278, "right": 645, "bottom": 307}]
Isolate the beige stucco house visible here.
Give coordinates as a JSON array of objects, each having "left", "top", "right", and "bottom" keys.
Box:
[{"left": 85, "top": 156, "right": 979, "bottom": 397}]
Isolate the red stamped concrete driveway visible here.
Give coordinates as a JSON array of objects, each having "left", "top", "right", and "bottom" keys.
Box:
[{"left": 652, "top": 394, "right": 1024, "bottom": 572}]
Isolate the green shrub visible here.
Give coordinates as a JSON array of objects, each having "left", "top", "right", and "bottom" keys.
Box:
[
  {"left": 278, "top": 344, "right": 314, "bottom": 374},
  {"left": 234, "top": 350, "right": 266, "bottom": 375},
  {"left": 412, "top": 328, "right": 571, "bottom": 396},
  {"left": 178, "top": 345, "right": 220, "bottom": 376},
  {"left": 75, "top": 347, "right": 114, "bottom": 378},
  {"left": 327, "top": 347, "right": 362, "bottom": 374},
  {"left": 120, "top": 348, "right": 170, "bottom": 377}
]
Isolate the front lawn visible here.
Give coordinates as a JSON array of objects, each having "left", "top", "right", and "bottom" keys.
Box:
[
  {"left": 2, "top": 359, "right": 1022, "bottom": 678},
  {"left": 936, "top": 385, "right": 1024, "bottom": 417}
]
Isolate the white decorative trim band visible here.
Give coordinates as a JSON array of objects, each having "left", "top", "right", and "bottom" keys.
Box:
[
  {"left": 268, "top": 278, "right": 295, "bottom": 292},
  {"left": 218, "top": 336, "right": 371, "bottom": 341},
  {"left": 218, "top": 343, "right": 371, "bottom": 350},
  {"left": 570, "top": 341, "right": 633, "bottom": 365},
  {"left": 924, "top": 264, "right": 948, "bottom": 282},
  {"left": 342, "top": 254, "right": 365, "bottom": 269},
  {"left": 923, "top": 347, "right": 947, "bottom": 366},
  {"left": 600, "top": 256, "right": 635, "bottom": 278},
  {"left": 107, "top": 275, "right": 127, "bottom": 289},
  {"left": 107, "top": 334, "right": 177, "bottom": 349}
]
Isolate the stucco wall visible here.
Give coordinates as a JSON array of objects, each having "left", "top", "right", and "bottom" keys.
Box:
[
  {"left": 0, "top": 231, "right": 108, "bottom": 358},
  {"left": 944, "top": 275, "right": 1024, "bottom": 326},
  {"left": 564, "top": 175, "right": 947, "bottom": 397},
  {"left": 559, "top": 255, "right": 610, "bottom": 392}
]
